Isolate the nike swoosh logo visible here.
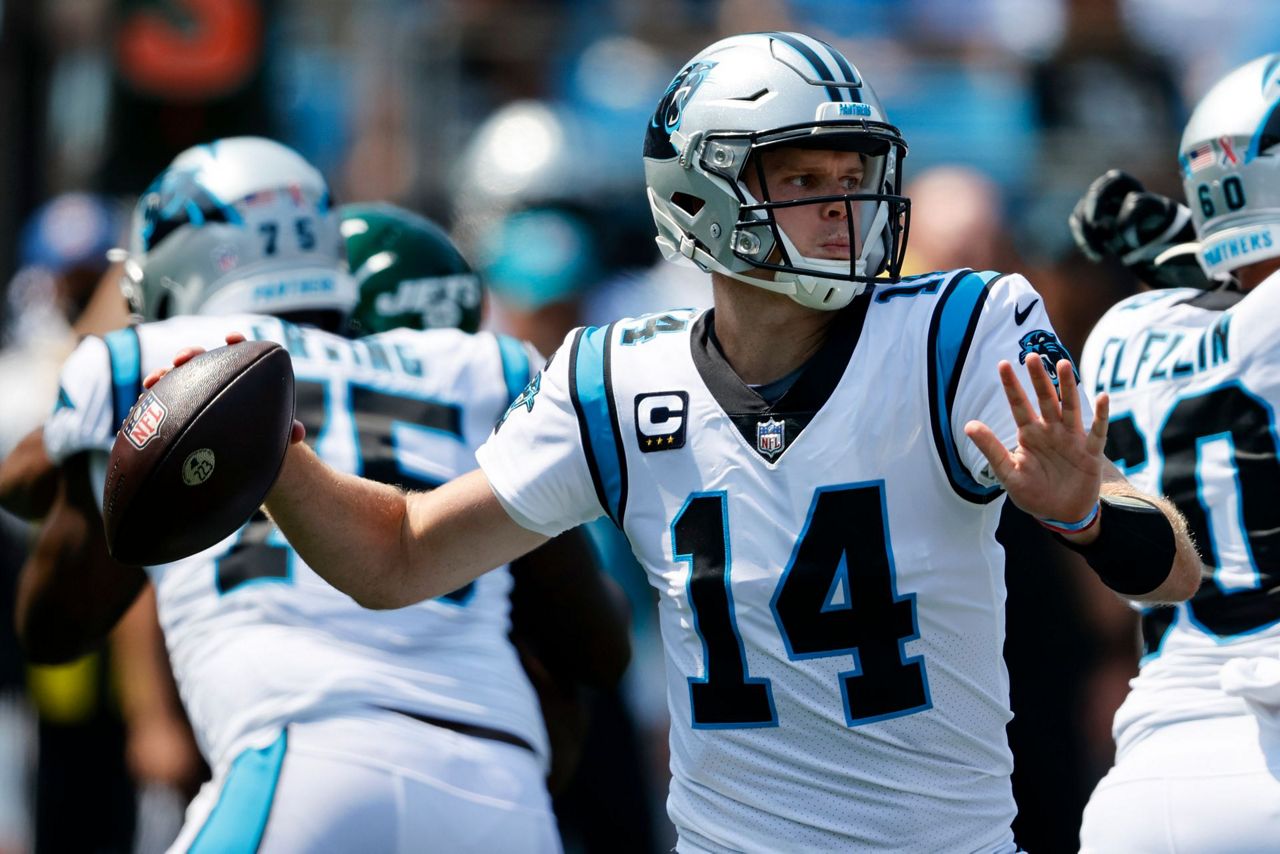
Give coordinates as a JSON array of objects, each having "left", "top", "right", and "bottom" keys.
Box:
[{"left": 1014, "top": 298, "right": 1039, "bottom": 326}]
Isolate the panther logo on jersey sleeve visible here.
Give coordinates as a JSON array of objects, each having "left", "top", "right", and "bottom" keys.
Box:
[
  {"left": 1017, "top": 329, "right": 1073, "bottom": 386},
  {"left": 494, "top": 371, "right": 541, "bottom": 432}
]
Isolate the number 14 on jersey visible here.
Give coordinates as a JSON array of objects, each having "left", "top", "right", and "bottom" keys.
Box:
[{"left": 673, "top": 482, "right": 932, "bottom": 729}]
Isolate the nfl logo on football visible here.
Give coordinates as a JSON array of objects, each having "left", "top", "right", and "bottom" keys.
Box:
[
  {"left": 124, "top": 391, "right": 169, "bottom": 450},
  {"left": 756, "top": 417, "right": 785, "bottom": 459}
]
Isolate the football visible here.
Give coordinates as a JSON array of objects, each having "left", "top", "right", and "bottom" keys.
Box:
[{"left": 102, "top": 340, "right": 295, "bottom": 566}]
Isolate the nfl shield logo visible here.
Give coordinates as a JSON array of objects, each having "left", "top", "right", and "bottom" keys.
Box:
[
  {"left": 756, "top": 417, "right": 785, "bottom": 459},
  {"left": 123, "top": 391, "right": 169, "bottom": 450},
  {"left": 214, "top": 244, "right": 238, "bottom": 272}
]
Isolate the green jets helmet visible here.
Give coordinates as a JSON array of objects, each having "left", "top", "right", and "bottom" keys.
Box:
[{"left": 339, "top": 203, "right": 483, "bottom": 336}]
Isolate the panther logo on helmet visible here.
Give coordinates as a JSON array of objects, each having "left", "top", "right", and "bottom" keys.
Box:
[
  {"left": 644, "top": 60, "right": 716, "bottom": 161},
  {"left": 139, "top": 167, "right": 235, "bottom": 253}
]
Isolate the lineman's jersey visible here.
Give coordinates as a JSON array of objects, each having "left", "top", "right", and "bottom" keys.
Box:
[
  {"left": 1080, "top": 276, "right": 1280, "bottom": 757},
  {"left": 44, "top": 314, "right": 549, "bottom": 771},
  {"left": 477, "top": 268, "right": 1074, "bottom": 852}
]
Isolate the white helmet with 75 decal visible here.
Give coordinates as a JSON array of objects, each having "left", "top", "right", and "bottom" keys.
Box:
[
  {"left": 643, "top": 32, "right": 910, "bottom": 311},
  {"left": 117, "top": 136, "right": 356, "bottom": 325}
]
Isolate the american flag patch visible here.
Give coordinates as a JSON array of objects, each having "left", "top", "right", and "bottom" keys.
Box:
[
  {"left": 243, "top": 190, "right": 276, "bottom": 206},
  {"left": 1184, "top": 142, "right": 1217, "bottom": 175}
]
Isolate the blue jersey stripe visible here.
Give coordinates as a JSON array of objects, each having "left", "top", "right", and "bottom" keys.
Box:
[
  {"left": 189, "top": 730, "right": 287, "bottom": 853},
  {"left": 569, "top": 324, "right": 626, "bottom": 525},
  {"left": 769, "top": 32, "right": 844, "bottom": 103},
  {"left": 103, "top": 327, "right": 142, "bottom": 432},
  {"left": 496, "top": 334, "right": 532, "bottom": 404},
  {"left": 928, "top": 270, "right": 1004, "bottom": 503}
]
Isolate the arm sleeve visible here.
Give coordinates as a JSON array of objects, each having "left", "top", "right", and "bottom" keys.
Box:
[
  {"left": 475, "top": 329, "right": 604, "bottom": 538},
  {"left": 952, "top": 273, "right": 1092, "bottom": 489},
  {"left": 43, "top": 335, "right": 117, "bottom": 465}
]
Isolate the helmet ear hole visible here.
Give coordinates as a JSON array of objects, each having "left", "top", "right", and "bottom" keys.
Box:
[
  {"left": 671, "top": 192, "right": 705, "bottom": 216},
  {"left": 155, "top": 290, "right": 172, "bottom": 321}
]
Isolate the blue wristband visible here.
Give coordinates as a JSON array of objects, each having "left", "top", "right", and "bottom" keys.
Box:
[{"left": 1037, "top": 501, "right": 1101, "bottom": 535}]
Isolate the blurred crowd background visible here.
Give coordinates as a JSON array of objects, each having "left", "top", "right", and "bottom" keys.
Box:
[{"left": 2, "top": 1, "right": 1279, "bottom": 852}]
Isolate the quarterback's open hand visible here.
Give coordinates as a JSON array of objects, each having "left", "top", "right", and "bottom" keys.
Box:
[
  {"left": 963, "top": 356, "right": 1109, "bottom": 528},
  {"left": 141, "top": 332, "right": 306, "bottom": 444}
]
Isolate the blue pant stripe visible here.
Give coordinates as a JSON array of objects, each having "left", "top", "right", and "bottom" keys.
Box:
[{"left": 188, "top": 730, "right": 287, "bottom": 854}]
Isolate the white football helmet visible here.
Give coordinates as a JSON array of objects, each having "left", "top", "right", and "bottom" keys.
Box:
[
  {"left": 1180, "top": 54, "right": 1280, "bottom": 278},
  {"left": 118, "top": 136, "right": 356, "bottom": 323},
  {"left": 643, "top": 32, "right": 909, "bottom": 310}
]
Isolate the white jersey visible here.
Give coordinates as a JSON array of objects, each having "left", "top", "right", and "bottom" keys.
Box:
[
  {"left": 44, "top": 314, "right": 549, "bottom": 770},
  {"left": 1080, "top": 278, "right": 1280, "bottom": 756},
  {"left": 478, "top": 268, "right": 1073, "bottom": 852}
]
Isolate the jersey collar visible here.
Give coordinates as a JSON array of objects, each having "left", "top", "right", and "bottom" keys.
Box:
[{"left": 690, "top": 292, "right": 872, "bottom": 462}]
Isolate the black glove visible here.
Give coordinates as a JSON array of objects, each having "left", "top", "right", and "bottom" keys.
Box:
[{"left": 1069, "top": 170, "right": 1213, "bottom": 290}]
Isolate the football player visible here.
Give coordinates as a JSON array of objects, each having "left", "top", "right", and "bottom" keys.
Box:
[
  {"left": 1, "top": 139, "right": 608, "bottom": 852},
  {"left": 165, "top": 35, "right": 1200, "bottom": 851},
  {"left": 338, "top": 200, "right": 633, "bottom": 798},
  {"left": 1075, "top": 55, "right": 1280, "bottom": 851}
]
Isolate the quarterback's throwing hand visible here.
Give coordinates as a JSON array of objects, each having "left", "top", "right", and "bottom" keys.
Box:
[{"left": 963, "top": 356, "right": 1109, "bottom": 527}]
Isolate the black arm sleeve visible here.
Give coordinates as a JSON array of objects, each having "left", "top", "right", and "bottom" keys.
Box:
[{"left": 1052, "top": 494, "right": 1178, "bottom": 596}]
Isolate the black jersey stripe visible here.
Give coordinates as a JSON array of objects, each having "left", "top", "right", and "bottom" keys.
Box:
[{"left": 601, "top": 322, "right": 629, "bottom": 526}]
